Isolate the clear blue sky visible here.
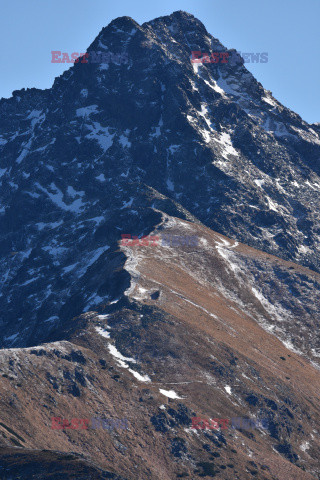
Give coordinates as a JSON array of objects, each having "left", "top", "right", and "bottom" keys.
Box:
[{"left": 0, "top": 0, "right": 319, "bottom": 123}]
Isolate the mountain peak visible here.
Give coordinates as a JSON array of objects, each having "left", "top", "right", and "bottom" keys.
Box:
[
  {"left": 108, "top": 15, "right": 140, "bottom": 31},
  {"left": 1, "top": 10, "right": 320, "bottom": 480},
  {"left": 0, "top": 11, "right": 320, "bottom": 345},
  {"left": 144, "top": 10, "right": 208, "bottom": 34},
  {"left": 169, "top": 10, "right": 197, "bottom": 19}
]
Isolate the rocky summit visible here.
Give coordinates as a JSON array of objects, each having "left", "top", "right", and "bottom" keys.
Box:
[{"left": 0, "top": 10, "right": 319, "bottom": 480}]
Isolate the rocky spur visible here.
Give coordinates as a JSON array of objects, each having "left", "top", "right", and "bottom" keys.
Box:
[{"left": 121, "top": 234, "right": 199, "bottom": 247}]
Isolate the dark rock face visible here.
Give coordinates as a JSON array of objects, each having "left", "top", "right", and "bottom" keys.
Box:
[{"left": 0, "top": 11, "right": 319, "bottom": 348}]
